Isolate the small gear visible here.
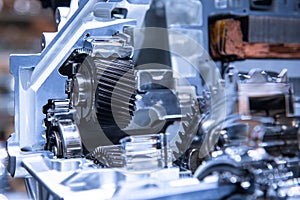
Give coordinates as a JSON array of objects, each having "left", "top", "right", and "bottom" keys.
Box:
[{"left": 92, "top": 145, "right": 124, "bottom": 168}]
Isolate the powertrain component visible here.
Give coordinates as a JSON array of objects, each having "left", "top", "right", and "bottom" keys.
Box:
[{"left": 4, "top": 0, "right": 300, "bottom": 200}]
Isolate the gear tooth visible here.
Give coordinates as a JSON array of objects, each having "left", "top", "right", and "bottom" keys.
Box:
[
  {"left": 175, "top": 140, "right": 182, "bottom": 147},
  {"left": 179, "top": 131, "right": 185, "bottom": 141},
  {"left": 191, "top": 105, "right": 198, "bottom": 114},
  {"left": 182, "top": 122, "right": 189, "bottom": 132},
  {"left": 175, "top": 141, "right": 185, "bottom": 153},
  {"left": 176, "top": 140, "right": 187, "bottom": 153},
  {"left": 173, "top": 152, "right": 180, "bottom": 159},
  {"left": 186, "top": 113, "right": 192, "bottom": 121},
  {"left": 173, "top": 147, "right": 179, "bottom": 154}
]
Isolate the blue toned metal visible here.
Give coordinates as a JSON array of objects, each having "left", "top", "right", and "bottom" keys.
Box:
[{"left": 7, "top": 0, "right": 150, "bottom": 178}]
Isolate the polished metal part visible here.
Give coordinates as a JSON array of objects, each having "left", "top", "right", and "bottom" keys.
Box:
[
  {"left": 7, "top": 0, "right": 150, "bottom": 178},
  {"left": 21, "top": 154, "right": 210, "bottom": 200},
  {"left": 43, "top": 99, "right": 82, "bottom": 158},
  {"left": 57, "top": 120, "right": 82, "bottom": 158},
  {"left": 237, "top": 68, "right": 294, "bottom": 116},
  {"left": 92, "top": 145, "right": 124, "bottom": 168},
  {"left": 171, "top": 103, "right": 202, "bottom": 159},
  {"left": 120, "top": 133, "right": 172, "bottom": 172},
  {"left": 6, "top": 0, "right": 300, "bottom": 200}
]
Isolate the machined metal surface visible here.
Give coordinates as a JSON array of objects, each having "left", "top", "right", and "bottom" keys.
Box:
[
  {"left": 20, "top": 155, "right": 208, "bottom": 200},
  {"left": 7, "top": 0, "right": 150, "bottom": 178},
  {"left": 5, "top": 0, "right": 300, "bottom": 200}
]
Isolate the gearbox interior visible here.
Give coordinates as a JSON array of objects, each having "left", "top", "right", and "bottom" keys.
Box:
[{"left": 2, "top": 0, "right": 300, "bottom": 199}]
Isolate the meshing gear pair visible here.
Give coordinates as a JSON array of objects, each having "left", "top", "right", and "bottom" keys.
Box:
[{"left": 44, "top": 28, "right": 226, "bottom": 168}]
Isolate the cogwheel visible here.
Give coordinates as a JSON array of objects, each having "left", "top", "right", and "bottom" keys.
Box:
[
  {"left": 94, "top": 58, "right": 136, "bottom": 144},
  {"left": 92, "top": 100, "right": 203, "bottom": 164},
  {"left": 170, "top": 102, "right": 203, "bottom": 160},
  {"left": 74, "top": 48, "right": 92, "bottom": 56},
  {"left": 92, "top": 145, "right": 124, "bottom": 168}
]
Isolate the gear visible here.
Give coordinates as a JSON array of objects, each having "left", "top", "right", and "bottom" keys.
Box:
[
  {"left": 170, "top": 102, "right": 202, "bottom": 160},
  {"left": 43, "top": 99, "right": 82, "bottom": 158},
  {"left": 68, "top": 53, "right": 202, "bottom": 161},
  {"left": 92, "top": 145, "right": 124, "bottom": 168},
  {"left": 95, "top": 58, "right": 136, "bottom": 144},
  {"left": 91, "top": 102, "right": 202, "bottom": 167}
]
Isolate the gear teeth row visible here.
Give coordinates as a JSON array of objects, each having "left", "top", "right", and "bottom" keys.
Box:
[
  {"left": 186, "top": 113, "right": 193, "bottom": 121},
  {"left": 182, "top": 122, "right": 189, "bottom": 132},
  {"left": 75, "top": 48, "right": 92, "bottom": 56},
  {"left": 95, "top": 58, "right": 135, "bottom": 132},
  {"left": 92, "top": 145, "right": 124, "bottom": 168},
  {"left": 173, "top": 103, "right": 202, "bottom": 159}
]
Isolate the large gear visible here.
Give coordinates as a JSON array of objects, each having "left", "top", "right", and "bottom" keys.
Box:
[
  {"left": 69, "top": 55, "right": 136, "bottom": 145},
  {"left": 64, "top": 51, "right": 204, "bottom": 165},
  {"left": 95, "top": 58, "right": 136, "bottom": 144}
]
